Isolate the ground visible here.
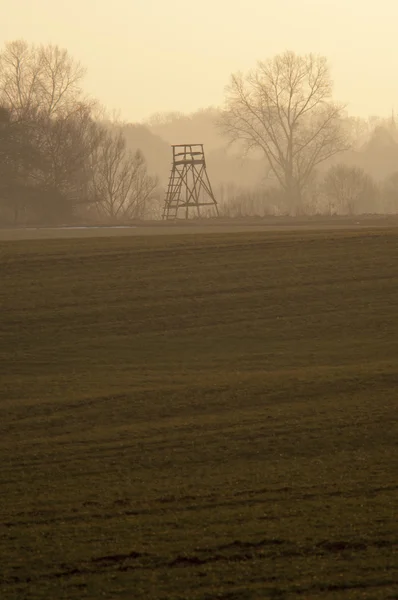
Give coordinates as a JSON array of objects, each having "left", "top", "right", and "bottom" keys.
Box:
[{"left": 0, "top": 226, "right": 397, "bottom": 599}]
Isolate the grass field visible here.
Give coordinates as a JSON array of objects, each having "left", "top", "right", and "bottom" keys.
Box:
[{"left": 1, "top": 228, "right": 397, "bottom": 599}]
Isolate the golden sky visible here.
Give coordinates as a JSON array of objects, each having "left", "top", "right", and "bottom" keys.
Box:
[{"left": 2, "top": 0, "right": 398, "bottom": 122}]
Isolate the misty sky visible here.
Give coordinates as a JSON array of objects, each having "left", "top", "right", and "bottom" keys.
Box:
[{"left": 2, "top": 0, "right": 398, "bottom": 122}]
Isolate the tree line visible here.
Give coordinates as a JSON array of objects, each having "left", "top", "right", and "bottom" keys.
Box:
[
  {"left": 1, "top": 41, "right": 398, "bottom": 224},
  {"left": 0, "top": 40, "right": 158, "bottom": 225}
]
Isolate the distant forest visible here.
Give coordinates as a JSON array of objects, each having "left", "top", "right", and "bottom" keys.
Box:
[{"left": 1, "top": 40, "right": 398, "bottom": 225}]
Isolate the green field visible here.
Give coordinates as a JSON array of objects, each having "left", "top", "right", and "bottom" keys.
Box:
[{"left": 1, "top": 229, "right": 397, "bottom": 599}]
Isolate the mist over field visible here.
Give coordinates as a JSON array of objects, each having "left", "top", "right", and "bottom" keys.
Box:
[{"left": 2, "top": 1, "right": 398, "bottom": 224}]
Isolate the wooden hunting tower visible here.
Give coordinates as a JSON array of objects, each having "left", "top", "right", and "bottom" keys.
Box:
[{"left": 162, "top": 144, "right": 218, "bottom": 219}]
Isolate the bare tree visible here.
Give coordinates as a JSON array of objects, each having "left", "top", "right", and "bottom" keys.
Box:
[
  {"left": 220, "top": 51, "right": 348, "bottom": 213},
  {"left": 0, "top": 40, "right": 86, "bottom": 120},
  {"left": 323, "top": 164, "right": 376, "bottom": 215},
  {"left": 93, "top": 130, "right": 158, "bottom": 221}
]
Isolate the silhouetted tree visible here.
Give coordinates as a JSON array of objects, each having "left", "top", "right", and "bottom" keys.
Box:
[
  {"left": 31, "top": 106, "right": 104, "bottom": 222},
  {"left": 0, "top": 105, "right": 45, "bottom": 223},
  {"left": 220, "top": 51, "right": 348, "bottom": 213},
  {"left": 0, "top": 40, "right": 103, "bottom": 223},
  {"left": 92, "top": 130, "right": 158, "bottom": 221}
]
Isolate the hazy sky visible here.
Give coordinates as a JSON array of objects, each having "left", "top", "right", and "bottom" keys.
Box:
[{"left": 2, "top": 0, "right": 398, "bottom": 122}]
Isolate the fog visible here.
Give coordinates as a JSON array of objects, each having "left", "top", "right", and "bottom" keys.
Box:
[
  {"left": 4, "top": 0, "right": 398, "bottom": 121},
  {"left": 2, "top": 0, "right": 398, "bottom": 223}
]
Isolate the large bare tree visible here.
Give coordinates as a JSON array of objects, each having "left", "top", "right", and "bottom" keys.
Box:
[{"left": 220, "top": 51, "right": 348, "bottom": 212}]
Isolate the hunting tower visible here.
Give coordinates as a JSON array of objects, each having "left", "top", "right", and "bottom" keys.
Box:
[{"left": 162, "top": 144, "right": 218, "bottom": 219}]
